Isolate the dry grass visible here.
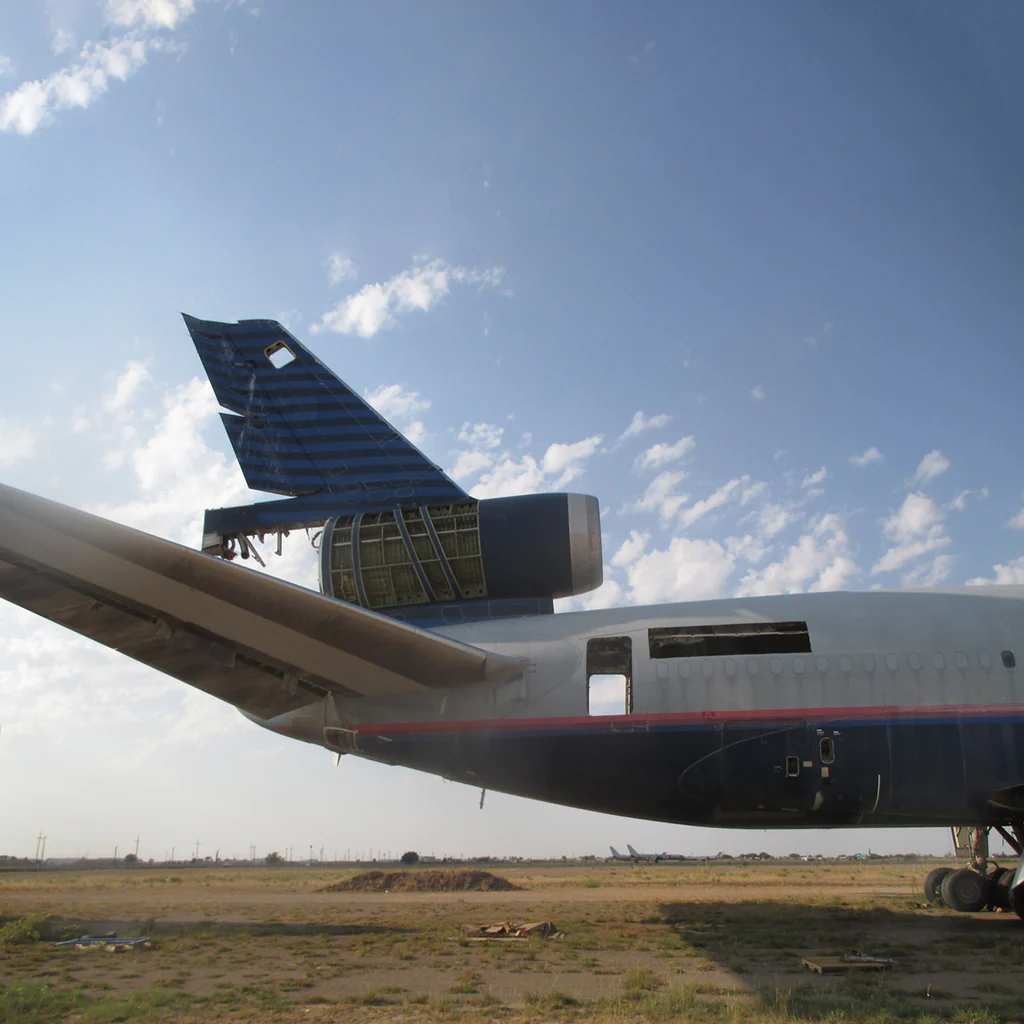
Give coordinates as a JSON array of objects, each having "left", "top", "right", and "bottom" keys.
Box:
[{"left": 1, "top": 859, "right": 1022, "bottom": 1022}]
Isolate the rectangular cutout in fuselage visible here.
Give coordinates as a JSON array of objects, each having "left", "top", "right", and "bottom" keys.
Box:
[
  {"left": 586, "top": 636, "right": 632, "bottom": 715},
  {"left": 648, "top": 621, "right": 811, "bottom": 659}
]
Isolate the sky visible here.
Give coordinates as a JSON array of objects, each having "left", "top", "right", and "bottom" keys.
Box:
[{"left": 1, "top": 0, "right": 1023, "bottom": 864}]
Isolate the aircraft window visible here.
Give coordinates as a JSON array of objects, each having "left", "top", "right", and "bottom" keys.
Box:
[
  {"left": 839, "top": 656, "right": 851, "bottom": 673},
  {"left": 816, "top": 657, "right": 829, "bottom": 674},
  {"left": 819, "top": 737, "right": 835, "bottom": 764},
  {"left": 747, "top": 659, "right": 760, "bottom": 676},
  {"left": 862, "top": 654, "right": 875, "bottom": 672},
  {"left": 724, "top": 659, "right": 736, "bottom": 677},
  {"left": 885, "top": 654, "right": 899, "bottom": 672},
  {"left": 264, "top": 340, "right": 296, "bottom": 368},
  {"left": 908, "top": 653, "right": 922, "bottom": 671},
  {"left": 979, "top": 652, "right": 992, "bottom": 670},
  {"left": 647, "top": 620, "right": 811, "bottom": 659},
  {"left": 955, "top": 651, "right": 969, "bottom": 670},
  {"left": 656, "top": 662, "right": 668, "bottom": 680},
  {"left": 933, "top": 653, "right": 946, "bottom": 671},
  {"left": 701, "top": 660, "right": 713, "bottom": 678},
  {"left": 678, "top": 661, "right": 691, "bottom": 679},
  {"left": 587, "top": 637, "right": 633, "bottom": 714},
  {"left": 770, "top": 657, "right": 783, "bottom": 676},
  {"left": 793, "top": 657, "right": 805, "bottom": 675},
  {"left": 785, "top": 756, "right": 800, "bottom": 777},
  {"left": 1002, "top": 650, "right": 1016, "bottom": 669}
]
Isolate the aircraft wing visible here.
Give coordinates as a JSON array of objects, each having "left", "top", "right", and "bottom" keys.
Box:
[{"left": 0, "top": 484, "right": 524, "bottom": 720}]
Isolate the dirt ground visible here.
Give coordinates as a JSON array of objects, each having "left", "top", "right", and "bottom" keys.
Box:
[{"left": 1, "top": 859, "right": 1022, "bottom": 1022}]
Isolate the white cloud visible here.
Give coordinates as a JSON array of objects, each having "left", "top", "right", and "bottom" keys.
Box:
[
  {"left": 735, "top": 514, "right": 857, "bottom": 597},
  {"left": 903, "top": 554, "right": 955, "bottom": 588},
  {"left": 619, "top": 410, "right": 671, "bottom": 441},
  {"left": 757, "top": 502, "right": 795, "bottom": 539},
  {"left": 740, "top": 481, "right": 767, "bottom": 506},
  {"left": 968, "top": 556, "right": 1024, "bottom": 586},
  {"left": 871, "top": 492, "right": 950, "bottom": 576},
  {"left": 540, "top": 436, "right": 603, "bottom": 486},
  {"left": 634, "top": 436, "right": 695, "bottom": 472},
  {"left": 0, "top": 56, "right": 14, "bottom": 77},
  {"left": 102, "top": 360, "right": 150, "bottom": 412},
  {"left": 910, "top": 449, "right": 950, "bottom": 486},
  {"left": 679, "top": 477, "right": 746, "bottom": 529},
  {"left": 470, "top": 435, "right": 602, "bottom": 498},
  {"left": 312, "top": 258, "right": 504, "bottom": 338},
  {"left": 449, "top": 449, "right": 493, "bottom": 482},
  {"left": 51, "top": 28, "right": 74, "bottom": 56},
  {"left": 363, "top": 383, "right": 430, "bottom": 422},
  {"left": 801, "top": 467, "right": 828, "bottom": 489},
  {"left": 624, "top": 537, "right": 735, "bottom": 604},
  {"left": 327, "top": 252, "right": 357, "bottom": 285},
  {"left": 106, "top": 0, "right": 195, "bottom": 30},
  {"left": 1008, "top": 507, "right": 1024, "bottom": 529},
  {"left": 0, "top": 420, "right": 36, "bottom": 466},
  {"left": 405, "top": 421, "right": 426, "bottom": 446},
  {"left": 850, "top": 447, "right": 883, "bottom": 467},
  {"left": 631, "top": 470, "right": 689, "bottom": 525},
  {"left": 611, "top": 530, "right": 649, "bottom": 568},
  {"left": 458, "top": 422, "right": 503, "bottom": 450},
  {"left": 750, "top": 384, "right": 766, "bottom": 401},
  {"left": 1, "top": 37, "right": 150, "bottom": 135},
  {"left": 581, "top": 577, "right": 624, "bottom": 611}
]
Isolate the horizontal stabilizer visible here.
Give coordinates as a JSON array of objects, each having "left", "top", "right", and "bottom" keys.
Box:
[
  {"left": 182, "top": 314, "right": 467, "bottom": 537},
  {"left": 0, "top": 484, "right": 524, "bottom": 720}
]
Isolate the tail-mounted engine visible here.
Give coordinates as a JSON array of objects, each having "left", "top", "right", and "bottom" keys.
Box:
[{"left": 319, "top": 493, "right": 602, "bottom": 621}]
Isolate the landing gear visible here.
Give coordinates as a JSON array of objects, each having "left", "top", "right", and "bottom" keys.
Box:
[
  {"left": 923, "top": 823, "right": 1024, "bottom": 919},
  {"left": 923, "top": 866, "right": 952, "bottom": 905},
  {"left": 940, "top": 867, "right": 989, "bottom": 912}
]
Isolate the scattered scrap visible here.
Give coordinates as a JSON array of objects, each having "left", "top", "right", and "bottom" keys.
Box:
[
  {"left": 55, "top": 935, "right": 152, "bottom": 952},
  {"left": 803, "top": 955, "right": 894, "bottom": 975},
  {"left": 320, "top": 869, "right": 521, "bottom": 893},
  {"left": 462, "top": 920, "right": 563, "bottom": 941}
]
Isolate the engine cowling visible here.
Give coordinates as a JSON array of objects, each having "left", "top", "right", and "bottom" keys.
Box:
[{"left": 318, "top": 493, "right": 602, "bottom": 616}]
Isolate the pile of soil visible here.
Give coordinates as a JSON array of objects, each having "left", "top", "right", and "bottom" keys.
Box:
[{"left": 320, "top": 869, "right": 521, "bottom": 893}]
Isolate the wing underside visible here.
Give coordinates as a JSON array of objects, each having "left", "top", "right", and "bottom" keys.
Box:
[{"left": 0, "top": 484, "right": 523, "bottom": 720}]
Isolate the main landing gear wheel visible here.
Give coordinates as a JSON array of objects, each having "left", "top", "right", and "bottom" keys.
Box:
[
  {"left": 940, "top": 868, "right": 990, "bottom": 913},
  {"left": 924, "top": 866, "right": 953, "bottom": 905}
]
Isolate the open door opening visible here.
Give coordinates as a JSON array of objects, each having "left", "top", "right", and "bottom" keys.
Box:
[{"left": 587, "top": 636, "right": 632, "bottom": 715}]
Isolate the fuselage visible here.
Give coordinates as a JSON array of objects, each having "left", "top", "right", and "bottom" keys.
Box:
[{"left": 263, "top": 585, "right": 1024, "bottom": 830}]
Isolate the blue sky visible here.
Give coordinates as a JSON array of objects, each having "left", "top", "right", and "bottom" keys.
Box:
[{"left": 1, "top": 1, "right": 1023, "bottom": 862}]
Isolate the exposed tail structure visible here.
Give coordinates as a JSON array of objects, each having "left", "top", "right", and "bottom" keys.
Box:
[{"left": 183, "top": 315, "right": 467, "bottom": 550}]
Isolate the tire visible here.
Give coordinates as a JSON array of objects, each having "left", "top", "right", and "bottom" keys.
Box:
[
  {"left": 924, "top": 866, "right": 953, "bottom": 905},
  {"left": 940, "top": 868, "right": 990, "bottom": 913}
]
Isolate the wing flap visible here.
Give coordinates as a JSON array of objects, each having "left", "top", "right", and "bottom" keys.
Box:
[{"left": 0, "top": 484, "right": 524, "bottom": 718}]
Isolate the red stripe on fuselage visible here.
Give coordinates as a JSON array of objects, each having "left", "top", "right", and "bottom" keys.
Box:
[{"left": 351, "top": 701, "right": 1024, "bottom": 738}]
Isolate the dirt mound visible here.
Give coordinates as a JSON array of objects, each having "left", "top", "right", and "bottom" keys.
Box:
[{"left": 320, "top": 869, "right": 521, "bottom": 893}]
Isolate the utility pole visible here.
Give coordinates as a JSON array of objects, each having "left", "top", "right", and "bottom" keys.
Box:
[
  {"left": 40, "top": 836, "right": 46, "bottom": 863},
  {"left": 171, "top": 846, "right": 175, "bottom": 863},
  {"left": 194, "top": 840, "right": 200, "bottom": 861},
  {"left": 114, "top": 845, "right": 118, "bottom": 863},
  {"left": 134, "top": 836, "right": 140, "bottom": 859}
]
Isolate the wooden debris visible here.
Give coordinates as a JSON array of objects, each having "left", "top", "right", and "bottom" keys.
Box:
[
  {"left": 462, "top": 920, "right": 563, "bottom": 940},
  {"left": 803, "top": 955, "right": 894, "bottom": 974}
]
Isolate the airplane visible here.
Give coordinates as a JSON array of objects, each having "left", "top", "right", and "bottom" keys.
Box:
[
  {"left": 627, "top": 844, "right": 685, "bottom": 863},
  {"left": 609, "top": 847, "right": 634, "bottom": 861},
  {"left": 1, "top": 314, "right": 1023, "bottom": 922}
]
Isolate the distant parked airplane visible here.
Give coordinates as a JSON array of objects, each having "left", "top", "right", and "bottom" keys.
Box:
[{"left": 627, "top": 844, "right": 686, "bottom": 863}]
